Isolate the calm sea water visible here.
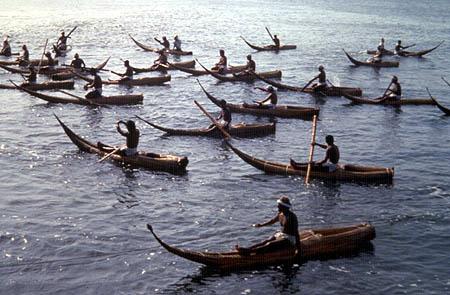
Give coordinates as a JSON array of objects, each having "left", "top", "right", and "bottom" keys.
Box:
[{"left": 1, "top": 0, "right": 449, "bottom": 294}]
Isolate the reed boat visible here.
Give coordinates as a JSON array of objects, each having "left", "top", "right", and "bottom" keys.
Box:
[{"left": 55, "top": 115, "right": 188, "bottom": 174}]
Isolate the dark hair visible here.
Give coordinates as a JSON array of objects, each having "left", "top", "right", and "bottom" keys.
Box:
[
  {"left": 219, "top": 49, "right": 224, "bottom": 55},
  {"left": 126, "top": 120, "right": 136, "bottom": 131},
  {"left": 325, "top": 135, "right": 334, "bottom": 144},
  {"left": 220, "top": 99, "right": 227, "bottom": 106}
]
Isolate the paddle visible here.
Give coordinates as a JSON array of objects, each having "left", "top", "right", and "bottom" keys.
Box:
[
  {"left": 305, "top": 115, "right": 318, "bottom": 184},
  {"left": 265, "top": 27, "right": 275, "bottom": 43},
  {"left": 327, "top": 79, "right": 335, "bottom": 87},
  {"left": 37, "top": 39, "right": 49, "bottom": 75},
  {"left": 66, "top": 26, "right": 78, "bottom": 39},
  {"left": 382, "top": 81, "right": 393, "bottom": 98},
  {"left": 110, "top": 70, "right": 123, "bottom": 77},
  {"left": 441, "top": 77, "right": 450, "bottom": 88},
  {"left": 98, "top": 146, "right": 121, "bottom": 163},
  {"left": 193, "top": 100, "right": 231, "bottom": 139}
]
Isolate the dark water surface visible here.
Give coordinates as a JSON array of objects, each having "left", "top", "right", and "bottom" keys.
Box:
[{"left": 1, "top": 0, "right": 449, "bottom": 294}]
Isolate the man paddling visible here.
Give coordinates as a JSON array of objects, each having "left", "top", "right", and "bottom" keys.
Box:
[
  {"left": 22, "top": 65, "right": 37, "bottom": 85},
  {"left": 394, "top": 40, "right": 414, "bottom": 56},
  {"left": 252, "top": 86, "right": 277, "bottom": 109},
  {"left": 211, "top": 49, "right": 227, "bottom": 74},
  {"left": 0, "top": 37, "right": 11, "bottom": 56},
  {"left": 116, "top": 120, "right": 140, "bottom": 156},
  {"left": 44, "top": 52, "right": 57, "bottom": 67},
  {"left": 314, "top": 135, "right": 340, "bottom": 172},
  {"left": 150, "top": 50, "right": 168, "bottom": 70},
  {"left": 155, "top": 36, "right": 170, "bottom": 50},
  {"left": 113, "top": 60, "right": 134, "bottom": 83},
  {"left": 234, "top": 55, "right": 256, "bottom": 77},
  {"left": 173, "top": 35, "right": 182, "bottom": 51},
  {"left": 303, "top": 65, "right": 327, "bottom": 93},
  {"left": 271, "top": 34, "right": 280, "bottom": 49},
  {"left": 382, "top": 76, "right": 401, "bottom": 101},
  {"left": 70, "top": 53, "right": 86, "bottom": 70},
  {"left": 57, "top": 31, "right": 68, "bottom": 51},
  {"left": 84, "top": 69, "right": 102, "bottom": 99},
  {"left": 211, "top": 99, "right": 232, "bottom": 130},
  {"left": 236, "top": 196, "right": 301, "bottom": 256}
]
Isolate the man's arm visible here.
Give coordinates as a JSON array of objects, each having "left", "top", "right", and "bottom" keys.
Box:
[
  {"left": 116, "top": 121, "right": 128, "bottom": 136},
  {"left": 253, "top": 214, "right": 279, "bottom": 227}
]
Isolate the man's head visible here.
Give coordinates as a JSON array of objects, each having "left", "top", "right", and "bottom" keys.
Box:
[
  {"left": 277, "top": 196, "right": 292, "bottom": 212},
  {"left": 325, "top": 135, "right": 334, "bottom": 145}
]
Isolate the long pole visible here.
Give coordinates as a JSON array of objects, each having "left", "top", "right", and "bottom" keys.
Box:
[
  {"left": 37, "top": 39, "right": 49, "bottom": 75},
  {"left": 193, "top": 100, "right": 231, "bottom": 139},
  {"left": 305, "top": 115, "right": 318, "bottom": 184}
]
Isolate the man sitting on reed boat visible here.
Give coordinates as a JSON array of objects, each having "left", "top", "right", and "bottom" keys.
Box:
[
  {"left": 155, "top": 36, "right": 170, "bottom": 50},
  {"left": 18, "top": 44, "right": 29, "bottom": 65},
  {"left": 382, "top": 76, "right": 401, "bottom": 101},
  {"left": 113, "top": 60, "right": 134, "bottom": 83},
  {"left": 377, "top": 37, "right": 385, "bottom": 52},
  {"left": 234, "top": 55, "right": 256, "bottom": 77},
  {"left": 22, "top": 65, "right": 37, "bottom": 85},
  {"left": 0, "top": 37, "right": 11, "bottom": 56},
  {"left": 70, "top": 53, "right": 86, "bottom": 70},
  {"left": 394, "top": 40, "right": 414, "bottom": 56},
  {"left": 173, "top": 35, "right": 182, "bottom": 51},
  {"left": 314, "top": 135, "right": 340, "bottom": 172},
  {"left": 304, "top": 65, "right": 327, "bottom": 92},
  {"left": 57, "top": 31, "right": 68, "bottom": 51},
  {"left": 211, "top": 49, "right": 227, "bottom": 74},
  {"left": 116, "top": 120, "right": 140, "bottom": 156},
  {"left": 236, "top": 196, "right": 301, "bottom": 256},
  {"left": 45, "top": 52, "right": 57, "bottom": 67},
  {"left": 150, "top": 50, "right": 168, "bottom": 70},
  {"left": 210, "top": 99, "right": 232, "bottom": 130},
  {"left": 247, "top": 86, "right": 278, "bottom": 109},
  {"left": 272, "top": 34, "right": 280, "bottom": 49},
  {"left": 84, "top": 69, "right": 102, "bottom": 99}
]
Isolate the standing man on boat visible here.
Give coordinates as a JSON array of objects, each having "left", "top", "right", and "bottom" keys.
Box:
[
  {"left": 382, "top": 76, "right": 401, "bottom": 101},
  {"left": 113, "top": 60, "right": 134, "bottom": 83},
  {"left": 70, "top": 53, "right": 86, "bottom": 70},
  {"left": 236, "top": 196, "right": 301, "bottom": 255},
  {"left": 253, "top": 86, "right": 278, "bottom": 109},
  {"left": 0, "top": 36, "right": 11, "bottom": 56},
  {"left": 57, "top": 31, "right": 68, "bottom": 51},
  {"left": 173, "top": 36, "right": 182, "bottom": 51},
  {"left": 313, "top": 135, "right": 340, "bottom": 172},
  {"left": 116, "top": 120, "right": 140, "bottom": 157},
  {"left": 155, "top": 36, "right": 170, "bottom": 50},
  {"left": 212, "top": 49, "right": 227, "bottom": 74},
  {"left": 84, "top": 69, "right": 102, "bottom": 99}
]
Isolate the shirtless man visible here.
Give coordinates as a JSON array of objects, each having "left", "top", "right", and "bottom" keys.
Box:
[
  {"left": 84, "top": 69, "right": 102, "bottom": 99},
  {"left": 116, "top": 120, "right": 140, "bottom": 157},
  {"left": 236, "top": 196, "right": 301, "bottom": 255},
  {"left": 314, "top": 135, "right": 340, "bottom": 172},
  {"left": 70, "top": 53, "right": 86, "bottom": 70},
  {"left": 112, "top": 60, "right": 134, "bottom": 83},
  {"left": 211, "top": 49, "right": 227, "bottom": 74}
]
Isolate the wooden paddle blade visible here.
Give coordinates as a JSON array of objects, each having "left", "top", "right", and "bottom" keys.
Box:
[{"left": 305, "top": 115, "right": 318, "bottom": 184}]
